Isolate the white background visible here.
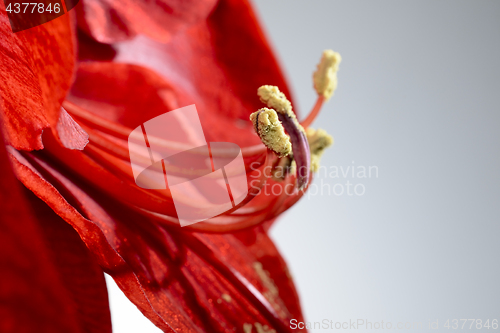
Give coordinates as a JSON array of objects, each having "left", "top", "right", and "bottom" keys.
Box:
[{"left": 107, "top": 1, "right": 500, "bottom": 332}]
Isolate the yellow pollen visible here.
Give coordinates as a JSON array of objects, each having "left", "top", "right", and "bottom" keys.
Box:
[
  {"left": 250, "top": 108, "right": 292, "bottom": 157},
  {"left": 257, "top": 85, "right": 293, "bottom": 115},
  {"left": 306, "top": 127, "right": 334, "bottom": 172},
  {"left": 243, "top": 323, "right": 253, "bottom": 333},
  {"left": 253, "top": 262, "right": 279, "bottom": 297},
  {"left": 254, "top": 322, "right": 276, "bottom": 333},
  {"left": 313, "top": 50, "right": 342, "bottom": 100}
]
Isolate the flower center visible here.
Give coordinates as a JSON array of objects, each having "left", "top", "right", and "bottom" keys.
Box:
[{"left": 249, "top": 50, "right": 341, "bottom": 190}]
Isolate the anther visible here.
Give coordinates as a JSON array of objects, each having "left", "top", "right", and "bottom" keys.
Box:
[
  {"left": 249, "top": 108, "right": 292, "bottom": 158},
  {"left": 313, "top": 50, "right": 342, "bottom": 101},
  {"left": 306, "top": 128, "right": 333, "bottom": 172}
]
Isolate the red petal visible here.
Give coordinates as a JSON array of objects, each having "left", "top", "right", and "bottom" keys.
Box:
[
  {"left": 76, "top": 0, "right": 218, "bottom": 43},
  {"left": 68, "top": 62, "right": 182, "bottom": 130},
  {"left": 9, "top": 147, "right": 307, "bottom": 332},
  {"left": 26, "top": 192, "right": 112, "bottom": 333},
  {"left": 198, "top": 227, "right": 306, "bottom": 326},
  {"left": 110, "top": 0, "right": 295, "bottom": 143},
  {"left": 0, "top": 8, "right": 83, "bottom": 150},
  {"left": 0, "top": 139, "right": 111, "bottom": 332},
  {"left": 68, "top": 61, "right": 263, "bottom": 149}
]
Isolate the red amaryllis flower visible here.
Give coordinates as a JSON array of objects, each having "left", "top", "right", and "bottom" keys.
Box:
[{"left": 0, "top": 0, "right": 340, "bottom": 332}]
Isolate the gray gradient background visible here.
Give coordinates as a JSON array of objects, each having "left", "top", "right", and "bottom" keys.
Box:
[{"left": 106, "top": 1, "right": 500, "bottom": 332}]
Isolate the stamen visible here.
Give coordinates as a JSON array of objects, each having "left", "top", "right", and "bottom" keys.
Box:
[
  {"left": 255, "top": 85, "right": 311, "bottom": 190},
  {"left": 301, "top": 50, "right": 342, "bottom": 128},
  {"left": 306, "top": 128, "right": 333, "bottom": 172},
  {"left": 249, "top": 108, "right": 291, "bottom": 158}
]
